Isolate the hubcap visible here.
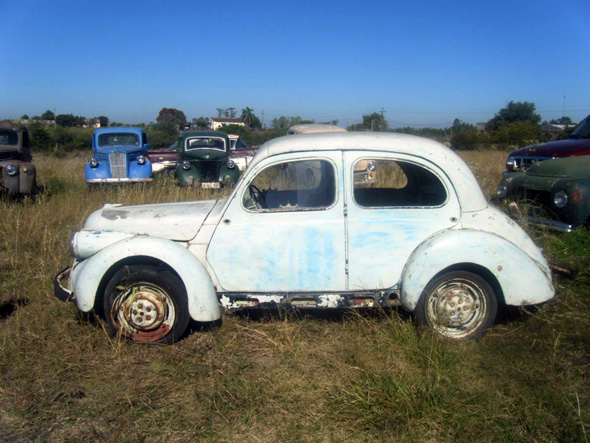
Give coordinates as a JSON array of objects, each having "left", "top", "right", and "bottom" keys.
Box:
[
  {"left": 427, "top": 278, "right": 487, "bottom": 339},
  {"left": 111, "top": 282, "right": 176, "bottom": 343}
]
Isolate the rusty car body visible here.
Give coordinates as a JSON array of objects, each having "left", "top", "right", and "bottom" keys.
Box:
[
  {"left": 0, "top": 125, "right": 37, "bottom": 195},
  {"left": 55, "top": 132, "right": 554, "bottom": 343}
]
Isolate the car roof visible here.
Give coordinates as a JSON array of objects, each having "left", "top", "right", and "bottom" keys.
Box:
[
  {"left": 94, "top": 127, "right": 145, "bottom": 135},
  {"left": 288, "top": 124, "right": 346, "bottom": 134},
  {"left": 251, "top": 132, "right": 488, "bottom": 213}
]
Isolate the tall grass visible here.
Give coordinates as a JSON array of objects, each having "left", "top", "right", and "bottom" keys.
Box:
[{"left": 0, "top": 152, "right": 588, "bottom": 441}]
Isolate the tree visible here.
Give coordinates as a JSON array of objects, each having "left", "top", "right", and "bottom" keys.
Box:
[
  {"left": 488, "top": 101, "right": 541, "bottom": 129},
  {"left": 156, "top": 108, "right": 187, "bottom": 128},
  {"left": 451, "top": 118, "right": 475, "bottom": 133},
  {"left": 21, "top": 114, "right": 29, "bottom": 120},
  {"left": 226, "top": 107, "right": 237, "bottom": 118},
  {"left": 216, "top": 108, "right": 224, "bottom": 117},
  {"left": 549, "top": 116, "right": 573, "bottom": 125},
  {"left": 146, "top": 122, "right": 179, "bottom": 150},
  {"left": 75, "top": 116, "right": 86, "bottom": 127},
  {"left": 55, "top": 114, "right": 77, "bottom": 127},
  {"left": 241, "top": 107, "right": 255, "bottom": 128},
  {"left": 97, "top": 116, "right": 109, "bottom": 127},
  {"left": 361, "top": 112, "right": 387, "bottom": 131},
  {"left": 192, "top": 117, "right": 209, "bottom": 129},
  {"left": 41, "top": 110, "right": 55, "bottom": 120}
]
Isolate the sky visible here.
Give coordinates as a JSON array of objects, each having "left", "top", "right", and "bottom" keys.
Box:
[{"left": 1, "top": 0, "right": 589, "bottom": 128}]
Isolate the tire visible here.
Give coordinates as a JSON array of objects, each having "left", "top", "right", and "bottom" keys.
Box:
[
  {"left": 104, "top": 265, "right": 190, "bottom": 344},
  {"left": 414, "top": 271, "right": 497, "bottom": 340}
]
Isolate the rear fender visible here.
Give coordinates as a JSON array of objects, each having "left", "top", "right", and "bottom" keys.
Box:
[
  {"left": 400, "top": 230, "right": 554, "bottom": 311},
  {"left": 70, "top": 236, "right": 220, "bottom": 322}
]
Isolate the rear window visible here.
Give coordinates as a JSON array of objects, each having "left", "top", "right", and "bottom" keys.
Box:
[
  {"left": 98, "top": 133, "right": 140, "bottom": 147},
  {"left": 353, "top": 159, "right": 447, "bottom": 207}
]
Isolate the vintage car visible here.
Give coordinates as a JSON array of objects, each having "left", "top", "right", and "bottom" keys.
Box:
[
  {"left": 287, "top": 124, "right": 347, "bottom": 135},
  {"left": 228, "top": 134, "right": 257, "bottom": 172},
  {"left": 498, "top": 155, "right": 590, "bottom": 232},
  {"left": 148, "top": 142, "right": 178, "bottom": 177},
  {"left": 175, "top": 130, "right": 239, "bottom": 188},
  {"left": 0, "top": 125, "right": 37, "bottom": 195},
  {"left": 54, "top": 133, "right": 554, "bottom": 344},
  {"left": 504, "top": 114, "right": 590, "bottom": 173},
  {"left": 85, "top": 127, "right": 152, "bottom": 183}
]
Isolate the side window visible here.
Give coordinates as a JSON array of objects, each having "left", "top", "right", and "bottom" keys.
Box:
[
  {"left": 142, "top": 133, "right": 148, "bottom": 146},
  {"left": 243, "top": 160, "right": 336, "bottom": 211},
  {"left": 353, "top": 159, "right": 446, "bottom": 208}
]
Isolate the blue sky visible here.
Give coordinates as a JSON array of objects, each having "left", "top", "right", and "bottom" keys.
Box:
[{"left": 1, "top": 0, "right": 589, "bottom": 128}]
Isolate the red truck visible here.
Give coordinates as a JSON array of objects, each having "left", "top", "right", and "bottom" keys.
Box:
[{"left": 504, "top": 114, "right": 590, "bottom": 173}]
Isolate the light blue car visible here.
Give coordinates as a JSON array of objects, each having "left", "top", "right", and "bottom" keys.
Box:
[{"left": 85, "top": 127, "right": 152, "bottom": 183}]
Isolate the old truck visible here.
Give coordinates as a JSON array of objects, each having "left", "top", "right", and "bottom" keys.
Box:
[
  {"left": 0, "top": 125, "right": 37, "bottom": 195},
  {"left": 55, "top": 132, "right": 554, "bottom": 343}
]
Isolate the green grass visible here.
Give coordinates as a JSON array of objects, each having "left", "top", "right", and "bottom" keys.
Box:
[{"left": 0, "top": 151, "right": 588, "bottom": 441}]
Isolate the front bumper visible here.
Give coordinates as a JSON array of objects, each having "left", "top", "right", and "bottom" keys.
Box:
[
  {"left": 528, "top": 216, "right": 573, "bottom": 233},
  {"left": 54, "top": 267, "right": 74, "bottom": 302},
  {"left": 86, "top": 178, "right": 153, "bottom": 183}
]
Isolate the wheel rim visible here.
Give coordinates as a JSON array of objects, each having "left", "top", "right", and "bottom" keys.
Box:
[
  {"left": 110, "top": 281, "right": 176, "bottom": 343},
  {"left": 426, "top": 277, "right": 487, "bottom": 339}
]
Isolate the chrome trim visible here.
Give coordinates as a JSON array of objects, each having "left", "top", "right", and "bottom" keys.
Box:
[
  {"left": 109, "top": 151, "right": 127, "bottom": 178},
  {"left": 528, "top": 216, "right": 573, "bottom": 233}
]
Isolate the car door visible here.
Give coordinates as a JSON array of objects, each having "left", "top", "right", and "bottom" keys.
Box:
[
  {"left": 344, "top": 151, "right": 460, "bottom": 290},
  {"left": 208, "top": 151, "right": 347, "bottom": 293}
]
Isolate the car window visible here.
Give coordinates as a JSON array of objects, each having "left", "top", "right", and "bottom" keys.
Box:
[
  {"left": 353, "top": 159, "right": 446, "bottom": 208},
  {"left": 0, "top": 130, "right": 18, "bottom": 145},
  {"left": 186, "top": 137, "right": 225, "bottom": 151},
  {"left": 236, "top": 138, "right": 248, "bottom": 149},
  {"left": 98, "top": 133, "right": 140, "bottom": 147},
  {"left": 243, "top": 159, "right": 336, "bottom": 211}
]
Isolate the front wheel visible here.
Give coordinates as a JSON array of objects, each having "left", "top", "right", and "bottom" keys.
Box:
[
  {"left": 104, "top": 265, "right": 190, "bottom": 344},
  {"left": 414, "top": 271, "right": 497, "bottom": 340}
]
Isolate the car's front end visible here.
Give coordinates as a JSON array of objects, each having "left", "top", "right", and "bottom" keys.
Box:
[
  {"left": 0, "top": 126, "right": 37, "bottom": 195},
  {"left": 175, "top": 131, "right": 239, "bottom": 188},
  {"left": 498, "top": 156, "right": 590, "bottom": 232},
  {"left": 86, "top": 128, "right": 152, "bottom": 183}
]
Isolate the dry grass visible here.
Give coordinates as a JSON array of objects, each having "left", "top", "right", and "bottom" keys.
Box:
[{"left": 0, "top": 151, "right": 588, "bottom": 441}]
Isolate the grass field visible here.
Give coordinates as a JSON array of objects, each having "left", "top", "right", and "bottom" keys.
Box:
[{"left": 0, "top": 151, "right": 588, "bottom": 441}]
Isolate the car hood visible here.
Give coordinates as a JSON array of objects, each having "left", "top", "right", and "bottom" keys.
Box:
[
  {"left": 83, "top": 199, "right": 220, "bottom": 241},
  {"left": 510, "top": 139, "right": 590, "bottom": 158},
  {"left": 525, "top": 156, "right": 590, "bottom": 179}
]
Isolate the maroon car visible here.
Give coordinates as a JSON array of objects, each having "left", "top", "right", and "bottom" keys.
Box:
[{"left": 505, "top": 114, "right": 590, "bottom": 173}]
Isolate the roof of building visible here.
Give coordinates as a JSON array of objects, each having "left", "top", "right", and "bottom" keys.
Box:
[{"left": 210, "top": 118, "right": 244, "bottom": 124}]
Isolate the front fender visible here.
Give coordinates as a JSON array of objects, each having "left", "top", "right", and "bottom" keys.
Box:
[
  {"left": 400, "top": 229, "right": 554, "bottom": 311},
  {"left": 70, "top": 236, "right": 220, "bottom": 322}
]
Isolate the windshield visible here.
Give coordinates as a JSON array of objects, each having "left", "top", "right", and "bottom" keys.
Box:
[
  {"left": 0, "top": 129, "right": 18, "bottom": 146},
  {"left": 98, "top": 132, "right": 140, "bottom": 147},
  {"left": 569, "top": 116, "right": 590, "bottom": 139},
  {"left": 186, "top": 137, "right": 225, "bottom": 151}
]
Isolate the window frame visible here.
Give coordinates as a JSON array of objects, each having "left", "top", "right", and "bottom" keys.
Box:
[{"left": 350, "top": 156, "right": 450, "bottom": 210}]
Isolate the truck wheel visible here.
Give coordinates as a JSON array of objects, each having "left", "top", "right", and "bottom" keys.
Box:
[
  {"left": 104, "top": 265, "right": 190, "bottom": 344},
  {"left": 414, "top": 271, "right": 497, "bottom": 340}
]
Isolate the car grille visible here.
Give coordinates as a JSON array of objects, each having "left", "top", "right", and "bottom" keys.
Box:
[
  {"left": 109, "top": 152, "right": 127, "bottom": 178},
  {"left": 511, "top": 155, "right": 554, "bottom": 170}
]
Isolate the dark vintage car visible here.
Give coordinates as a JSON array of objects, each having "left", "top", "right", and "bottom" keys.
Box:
[
  {"left": 504, "top": 114, "right": 590, "bottom": 173},
  {"left": 175, "top": 130, "right": 239, "bottom": 188},
  {"left": 85, "top": 127, "right": 152, "bottom": 183},
  {"left": 0, "top": 125, "right": 37, "bottom": 195},
  {"left": 498, "top": 155, "right": 590, "bottom": 232},
  {"left": 148, "top": 142, "right": 178, "bottom": 177}
]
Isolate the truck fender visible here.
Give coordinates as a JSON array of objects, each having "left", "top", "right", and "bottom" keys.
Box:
[
  {"left": 400, "top": 229, "right": 554, "bottom": 312},
  {"left": 70, "top": 236, "right": 221, "bottom": 322}
]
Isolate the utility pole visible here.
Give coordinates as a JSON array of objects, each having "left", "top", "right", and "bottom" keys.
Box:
[
  {"left": 261, "top": 111, "right": 265, "bottom": 129},
  {"left": 380, "top": 107, "right": 386, "bottom": 132}
]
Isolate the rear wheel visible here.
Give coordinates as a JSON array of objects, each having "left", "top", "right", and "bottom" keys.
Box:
[
  {"left": 104, "top": 265, "right": 190, "bottom": 344},
  {"left": 415, "top": 271, "right": 497, "bottom": 340}
]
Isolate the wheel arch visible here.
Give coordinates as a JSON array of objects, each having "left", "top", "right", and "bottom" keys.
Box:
[
  {"left": 400, "top": 229, "right": 554, "bottom": 312},
  {"left": 70, "top": 236, "right": 221, "bottom": 322}
]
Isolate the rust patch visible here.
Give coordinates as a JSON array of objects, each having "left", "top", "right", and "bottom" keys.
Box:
[{"left": 572, "top": 189, "right": 583, "bottom": 206}]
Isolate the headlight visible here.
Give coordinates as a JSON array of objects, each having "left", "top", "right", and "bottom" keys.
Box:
[
  {"left": 497, "top": 181, "right": 508, "bottom": 198},
  {"left": 89, "top": 157, "right": 99, "bottom": 168},
  {"left": 182, "top": 160, "right": 191, "bottom": 170},
  {"left": 227, "top": 159, "right": 235, "bottom": 169},
  {"left": 137, "top": 155, "right": 146, "bottom": 165},
  {"left": 553, "top": 190, "right": 568, "bottom": 208},
  {"left": 5, "top": 164, "right": 17, "bottom": 176},
  {"left": 506, "top": 157, "right": 517, "bottom": 171}
]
